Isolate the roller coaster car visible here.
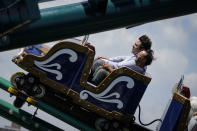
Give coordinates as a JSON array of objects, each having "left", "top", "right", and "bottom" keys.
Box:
[{"left": 9, "top": 39, "right": 151, "bottom": 129}]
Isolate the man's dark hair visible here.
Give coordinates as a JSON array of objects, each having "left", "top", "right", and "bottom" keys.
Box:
[
  {"left": 139, "top": 35, "right": 152, "bottom": 50},
  {"left": 144, "top": 49, "right": 154, "bottom": 66}
]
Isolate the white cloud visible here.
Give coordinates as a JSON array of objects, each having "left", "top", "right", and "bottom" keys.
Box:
[
  {"left": 156, "top": 49, "right": 188, "bottom": 71},
  {"left": 185, "top": 73, "right": 197, "bottom": 96},
  {"left": 187, "top": 13, "right": 197, "bottom": 30},
  {"left": 89, "top": 29, "right": 137, "bottom": 57},
  {"left": 149, "top": 49, "right": 188, "bottom": 84},
  {"left": 152, "top": 21, "right": 188, "bottom": 48}
]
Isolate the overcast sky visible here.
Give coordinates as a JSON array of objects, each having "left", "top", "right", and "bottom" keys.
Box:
[{"left": 0, "top": 0, "right": 197, "bottom": 130}]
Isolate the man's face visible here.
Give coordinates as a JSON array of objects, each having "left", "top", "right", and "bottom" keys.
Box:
[
  {"left": 135, "top": 50, "right": 147, "bottom": 67},
  {"left": 131, "top": 39, "right": 141, "bottom": 55}
]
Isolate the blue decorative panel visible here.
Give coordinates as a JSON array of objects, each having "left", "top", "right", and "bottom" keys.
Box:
[
  {"left": 158, "top": 99, "right": 183, "bottom": 131},
  {"left": 78, "top": 75, "right": 148, "bottom": 115},
  {"left": 32, "top": 48, "right": 87, "bottom": 88},
  {"left": 25, "top": 45, "right": 46, "bottom": 56}
]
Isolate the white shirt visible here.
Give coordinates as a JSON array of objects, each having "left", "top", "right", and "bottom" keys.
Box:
[{"left": 101, "top": 55, "right": 146, "bottom": 74}]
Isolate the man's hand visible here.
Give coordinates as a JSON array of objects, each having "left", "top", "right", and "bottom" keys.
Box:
[
  {"left": 98, "top": 56, "right": 108, "bottom": 60},
  {"left": 193, "top": 112, "right": 197, "bottom": 116},
  {"left": 103, "top": 63, "right": 114, "bottom": 72},
  {"left": 103, "top": 63, "right": 110, "bottom": 69}
]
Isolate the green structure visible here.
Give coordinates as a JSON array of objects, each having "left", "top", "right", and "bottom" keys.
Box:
[
  {"left": 0, "top": 0, "right": 40, "bottom": 38},
  {"left": 0, "top": 0, "right": 197, "bottom": 51},
  {"left": 0, "top": 99, "right": 63, "bottom": 131}
]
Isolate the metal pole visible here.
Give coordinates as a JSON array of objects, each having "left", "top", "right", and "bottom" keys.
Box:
[
  {"left": 0, "top": 0, "right": 196, "bottom": 51},
  {"left": 0, "top": 77, "right": 12, "bottom": 92},
  {"left": 36, "top": 100, "right": 96, "bottom": 131},
  {"left": 0, "top": 98, "right": 63, "bottom": 131}
]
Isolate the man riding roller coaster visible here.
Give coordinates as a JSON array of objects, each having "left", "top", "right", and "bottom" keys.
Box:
[{"left": 89, "top": 35, "right": 154, "bottom": 85}]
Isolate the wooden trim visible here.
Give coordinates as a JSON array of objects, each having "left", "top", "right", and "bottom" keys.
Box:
[
  {"left": 173, "top": 92, "right": 188, "bottom": 105},
  {"left": 173, "top": 92, "right": 191, "bottom": 131}
]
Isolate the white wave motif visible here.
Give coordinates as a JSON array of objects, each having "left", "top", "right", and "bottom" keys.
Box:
[
  {"left": 34, "top": 49, "right": 78, "bottom": 80},
  {"left": 80, "top": 76, "right": 134, "bottom": 109}
]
